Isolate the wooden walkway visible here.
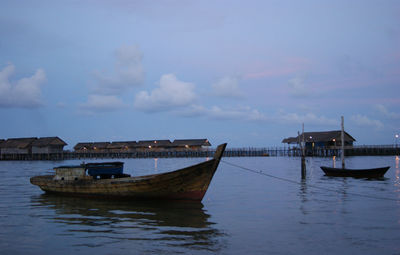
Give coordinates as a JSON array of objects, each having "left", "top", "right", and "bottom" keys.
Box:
[{"left": 0, "top": 145, "right": 399, "bottom": 160}]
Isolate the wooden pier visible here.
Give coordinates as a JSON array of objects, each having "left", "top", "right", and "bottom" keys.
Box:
[{"left": 0, "top": 145, "right": 399, "bottom": 160}]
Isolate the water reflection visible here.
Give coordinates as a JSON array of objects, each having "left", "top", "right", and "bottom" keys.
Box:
[
  {"left": 154, "top": 158, "right": 158, "bottom": 171},
  {"left": 395, "top": 156, "right": 400, "bottom": 196},
  {"left": 333, "top": 156, "right": 336, "bottom": 168},
  {"left": 31, "top": 194, "right": 225, "bottom": 253},
  {"left": 299, "top": 179, "right": 308, "bottom": 216}
]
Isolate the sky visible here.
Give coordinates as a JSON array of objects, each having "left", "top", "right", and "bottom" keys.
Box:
[{"left": 0, "top": 0, "right": 400, "bottom": 149}]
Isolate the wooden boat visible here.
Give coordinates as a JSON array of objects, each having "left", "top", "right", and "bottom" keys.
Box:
[
  {"left": 320, "top": 116, "right": 390, "bottom": 178},
  {"left": 30, "top": 143, "right": 227, "bottom": 201},
  {"left": 320, "top": 166, "right": 390, "bottom": 178}
]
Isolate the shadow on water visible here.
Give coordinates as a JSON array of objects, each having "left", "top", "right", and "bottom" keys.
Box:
[{"left": 30, "top": 194, "right": 226, "bottom": 253}]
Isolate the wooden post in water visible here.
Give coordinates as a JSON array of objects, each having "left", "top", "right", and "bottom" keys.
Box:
[
  {"left": 341, "top": 116, "right": 345, "bottom": 169},
  {"left": 300, "top": 123, "right": 306, "bottom": 179}
]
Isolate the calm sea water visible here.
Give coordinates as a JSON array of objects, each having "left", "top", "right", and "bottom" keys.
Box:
[{"left": 0, "top": 156, "right": 399, "bottom": 255}]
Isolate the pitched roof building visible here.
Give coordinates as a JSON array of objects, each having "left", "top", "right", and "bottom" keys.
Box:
[
  {"left": 107, "top": 141, "right": 138, "bottom": 152},
  {"left": 282, "top": 130, "right": 356, "bottom": 148},
  {"left": 31, "top": 137, "right": 67, "bottom": 154},
  {"left": 74, "top": 142, "right": 110, "bottom": 152},
  {"left": 92, "top": 142, "right": 111, "bottom": 151},
  {"left": 72, "top": 138, "right": 212, "bottom": 153},
  {"left": 74, "top": 143, "right": 93, "bottom": 151},
  {"left": 0, "top": 137, "right": 37, "bottom": 154},
  {"left": 172, "top": 139, "right": 211, "bottom": 150},
  {"left": 137, "top": 140, "right": 172, "bottom": 151},
  {"left": 137, "top": 140, "right": 172, "bottom": 147}
]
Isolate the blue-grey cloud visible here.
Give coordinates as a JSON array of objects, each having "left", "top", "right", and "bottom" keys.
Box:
[
  {"left": 79, "top": 45, "right": 144, "bottom": 114},
  {"left": 0, "top": 63, "right": 46, "bottom": 108},
  {"left": 351, "top": 114, "right": 383, "bottom": 130},
  {"left": 78, "top": 95, "right": 125, "bottom": 115},
  {"left": 179, "top": 104, "right": 268, "bottom": 122},
  {"left": 277, "top": 110, "right": 338, "bottom": 126},
  {"left": 375, "top": 104, "right": 400, "bottom": 119},
  {"left": 288, "top": 77, "right": 308, "bottom": 97},
  {"left": 212, "top": 76, "right": 244, "bottom": 98},
  {"left": 134, "top": 74, "right": 196, "bottom": 112},
  {"left": 93, "top": 45, "right": 144, "bottom": 95}
]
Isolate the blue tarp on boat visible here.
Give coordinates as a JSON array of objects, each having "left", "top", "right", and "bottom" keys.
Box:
[{"left": 84, "top": 162, "right": 124, "bottom": 176}]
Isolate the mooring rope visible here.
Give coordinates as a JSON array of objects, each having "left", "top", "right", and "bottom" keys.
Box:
[{"left": 221, "top": 159, "right": 400, "bottom": 202}]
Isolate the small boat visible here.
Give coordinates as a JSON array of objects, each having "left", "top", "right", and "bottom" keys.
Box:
[
  {"left": 320, "top": 116, "right": 390, "bottom": 178},
  {"left": 30, "top": 143, "right": 227, "bottom": 201},
  {"left": 320, "top": 166, "right": 390, "bottom": 178}
]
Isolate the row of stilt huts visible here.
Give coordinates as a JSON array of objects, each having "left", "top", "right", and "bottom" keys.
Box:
[
  {"left": 0, "top": 137, "right": 215, "bottom": 160},
  {"left": 0, "top": 131, "right": 399, "bottom": 160}
]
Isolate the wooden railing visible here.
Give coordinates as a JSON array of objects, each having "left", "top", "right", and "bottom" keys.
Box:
[{"left": 0, "top": 145, "right": 399, "bottom": 160}]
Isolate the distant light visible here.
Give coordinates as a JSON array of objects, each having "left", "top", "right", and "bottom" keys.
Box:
[
  {"left": 332, "top": 139, "right": 336, "bottom": 142},
  {"left": 396, "top": 134, "right": 399, "bottom": 138},
  {"left": 148, "top": 145, "right": 152, "bottom": 149}
]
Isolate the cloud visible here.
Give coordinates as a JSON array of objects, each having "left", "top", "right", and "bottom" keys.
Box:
[
  {"left": 245, "top": 67, "right": 299, "bottom": 79},
  {"left": 79, "top": 45, "right": 144, "bottom": 114},
  {"left": 278, "top": 111, "right": 338, "bottom": 126},
  {"left": 288, "top": 77, "right": 308, "bottom": 97},
  {"left": 212, "top": 76, "right": 244, "bottom": 98},
  {"left": 351, "top": 114, "right": 384, "bottom": 130},
  {"left": 182, "top": 105, "right": 336, "bottom": 125},
  {"left": 375, "top": 104, "right": 400, "bottom": 119},
  {"left": 244, "top": 58, "right": 311, "bottom": 79},
  {"left": 208, "top": 106, "right": 267, "bottom": 121},
  {"left": 0, "top": 63, "right": 46, "bottom": 108},
  {"left": 79, "top": 95, "right": 125, "bottom": 114},
  {"left": 134, "top": 74, "right": 196, "bottom": 112},
  {"left": 94, "top": 45, "right": 144, "bottom": 95},
  {"left": 179, "top": 104, "right": 268, "bottom": 122}
]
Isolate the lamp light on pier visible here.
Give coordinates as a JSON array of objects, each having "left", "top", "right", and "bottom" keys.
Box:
[
  {"left": 309, "top": 136, "right": 314, "bottom": 149},
  {"left": 396, "top": 134, "right": 399, "bottom": 148}
]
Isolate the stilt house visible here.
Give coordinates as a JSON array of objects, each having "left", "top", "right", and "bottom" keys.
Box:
[{"left": 282, "top": 130, "right": 356, "bottom": 150}]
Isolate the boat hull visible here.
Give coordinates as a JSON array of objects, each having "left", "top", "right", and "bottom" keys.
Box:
[
  {"left": 320, "top": 166, "right": 390, "bottom": 178},
  {"left": 30, "top": 143, "right": 227, "bottom": 201}
]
